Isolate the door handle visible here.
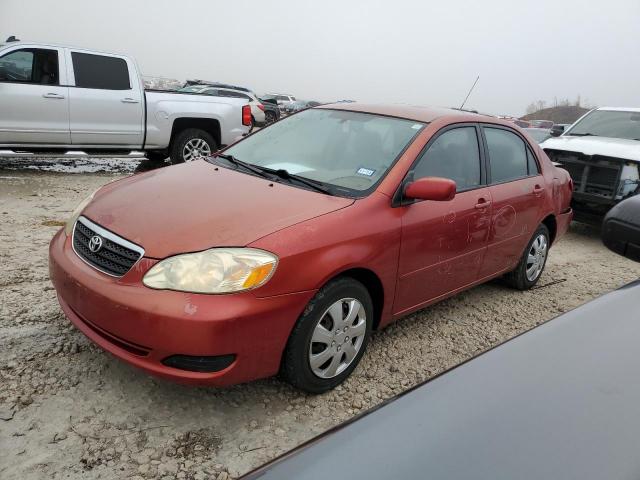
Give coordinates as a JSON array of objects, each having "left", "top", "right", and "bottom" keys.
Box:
[
  {"left": 121, "top": 97, "right": 139, "bottom": 103},
  {"left": 43, "top": 93, "right": 65, "bottom": 99},
  {"left": 475, "top": 199, "right": 492, "bottom": 209},
  {"left": 533, "top": 185, "right": 545, "bottom": 195}
]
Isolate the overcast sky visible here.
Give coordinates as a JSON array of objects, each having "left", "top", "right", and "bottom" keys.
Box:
[{"left": 1, "top": 0, "right": 638, "bottom": 116}]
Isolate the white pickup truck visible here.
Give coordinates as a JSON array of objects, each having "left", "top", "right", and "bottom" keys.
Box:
[
  {"left": 0, "top": 41, "right": 252, "bottom": 163},
  {"left": 541, "top": 107, "right": 640, "bottom": 221}
]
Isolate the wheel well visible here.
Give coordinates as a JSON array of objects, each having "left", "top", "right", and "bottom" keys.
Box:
[
  {"left": 170, "top": 118, "right": 221, "bottom": 148},
  {"left": 542, "top": 214, "right": 557, "bottom": 244},
  {"left": 336, "top": 268, "right": 384, "bottom": 330}
]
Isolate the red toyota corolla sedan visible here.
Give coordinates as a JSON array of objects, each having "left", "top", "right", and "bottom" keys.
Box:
[{"left": 49, "top": 104, "right": 573, "bottom": 392}]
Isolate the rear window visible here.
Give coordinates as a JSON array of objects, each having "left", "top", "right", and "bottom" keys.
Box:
[
  {"left": 485, "top": 127, "right": 528, "bottom": 183},
  {"left": 72, "top": 52, "right": 130, "bottom": 90}
]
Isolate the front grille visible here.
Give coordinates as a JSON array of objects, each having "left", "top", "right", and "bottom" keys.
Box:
[
  {"left": 72, "top": 217, "right": 144, "bottom": 277},
  {"left": 546, "top": 149, "right": 622, "bottom": 199}
]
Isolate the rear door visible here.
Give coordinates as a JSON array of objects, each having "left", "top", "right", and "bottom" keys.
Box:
[
  {"left": 478, "top": 125, "right": 546, "bottom": 277},
  {"left": 67, "top": 50, "right": 144, "bottom": 147},
  {"left": 395, "top": 124, "right": 492, "bottom": 314},
  {"left": 0, "top": 46, "right": 70, "bottom": 144}
]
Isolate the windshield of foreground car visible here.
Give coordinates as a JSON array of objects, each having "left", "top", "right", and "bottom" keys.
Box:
[
  {"left": 566, "top": 110, "right": 640, "bottom": 140},
  {"left": 223, "top": 108, "right": 424, "bottom": 195}
]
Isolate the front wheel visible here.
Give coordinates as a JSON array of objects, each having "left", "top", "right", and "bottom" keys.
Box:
[
  {"left": 281, "top": 278, "right": 373, "bottom": 393},
  {"left": 170, "top": 128, "right": 217, "bottom": 164},
  {"left": 504, "top": 224, "right": 550, "bottom": 290}
]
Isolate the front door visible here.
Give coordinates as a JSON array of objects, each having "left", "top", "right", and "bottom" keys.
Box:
[
  {"left": 395, "top": 125, "right": 492, "bottom": 315},
  {"left": 0, "top": 47, "right": 70, "bottom": 144},
  {"left": 478, "top": 125, "right": 546, "bottom": 277}
]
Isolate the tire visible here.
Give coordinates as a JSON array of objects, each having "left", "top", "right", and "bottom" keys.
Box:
[
  {"left": 281, "top": 277, "right": 373, "bottom": 393},
  {"left": 169, "top": 128, "right": 217, "bottom": 165},
  {"left": 265, "top": 111, "right": 276, "bottom": 124},
  {"left": 504, "top": 224, "right": 550, "bottom": 290}
]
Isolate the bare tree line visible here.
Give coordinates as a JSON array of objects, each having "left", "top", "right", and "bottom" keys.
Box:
[{"left": 525, "top": 95, "right": 590, "bottom": 114}]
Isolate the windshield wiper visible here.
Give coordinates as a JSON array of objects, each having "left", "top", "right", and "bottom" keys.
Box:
[
  {"left": 213, "top": 154, "right": 333, "bottom": 195},
  {"left": 212, "top": 153, "right": 273, "bottom": 179},
  {"left": 568, "top": 133, "right": 596, "bottom": 137},
  {"left": 261, "top": 167, "right": 334, "bottom": 195}
]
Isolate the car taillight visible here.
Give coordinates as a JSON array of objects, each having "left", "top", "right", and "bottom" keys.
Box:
[
  {"left": 257, "top": 104, "right": 265, "bottom": 111},
  {"left": 242, "top": 105, "right": 252, "bottom": 126}
]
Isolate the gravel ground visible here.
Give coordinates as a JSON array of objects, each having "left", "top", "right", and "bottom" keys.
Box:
[{"left": 2, "top": 161, "right": 640, "bottom": 480}]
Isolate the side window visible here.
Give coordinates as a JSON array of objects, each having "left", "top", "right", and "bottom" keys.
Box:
[
  {"left": 0, "top": 48, "right": 59, "bottom": 85},
  {"left": 526, "top": 147, "right": 540, "bottom": 175},
  {"left": 412, "top": 126, "right": 481, "bottom": 191},
  {"left": 484, "top": 127, "right": 528, "bottom": 183},
  {"left": 72, "top": 52, "right": 130, "bottom": 90}
]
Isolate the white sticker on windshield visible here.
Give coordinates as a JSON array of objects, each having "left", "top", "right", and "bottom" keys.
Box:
[
  {"left": 412, "top": 124, "right": 422, "bottom": 130},
  {"left": 357, "top": 167, "right": 376, "bottom": 177}
]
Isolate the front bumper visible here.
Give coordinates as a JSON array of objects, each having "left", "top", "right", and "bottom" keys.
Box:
[{"left": 49, "top": 230, "right": 315, "bottom": 386}]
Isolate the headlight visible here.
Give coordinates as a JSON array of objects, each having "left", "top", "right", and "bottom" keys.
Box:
[
  {"left": 64, "top": 190, "right": 97, "bottom": 235},
  {"left": 143, "top": 248, "right": 278, "bottom": 294}
]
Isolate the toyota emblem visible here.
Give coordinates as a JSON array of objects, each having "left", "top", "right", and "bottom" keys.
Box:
[{"left": 88, "top": 235, "right": 104, "bottom": 253}]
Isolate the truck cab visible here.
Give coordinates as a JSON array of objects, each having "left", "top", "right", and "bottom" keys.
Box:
[{"left": 0, "top": 42, "right": 145, "bottom": 148}]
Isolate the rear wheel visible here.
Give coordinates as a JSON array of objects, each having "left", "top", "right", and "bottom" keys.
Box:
[
  {"left": 504, "top": 224, "right": 550, "bottom": 290},
  {"left": 170, "top": 128, "right": 217, "bottom": 164},
  {"left": 265, "top": 111, "right": 277, "bottom": 124},
  {"left": 281, "top": 277, "right": 373, "bottom": 393}
]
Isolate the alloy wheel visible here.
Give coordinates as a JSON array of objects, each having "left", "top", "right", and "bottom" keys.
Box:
[
  {"left": 182, "top": 138, "right": 211, "bottom": 162},
  {"left": 526, "top": 233, "right": 548, "bottom": 281},
  {"left": 308, "top": 298, "right": 367, "bottom": 379}
]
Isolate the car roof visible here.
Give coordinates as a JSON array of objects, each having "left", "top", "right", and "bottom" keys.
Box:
[
  {"left": 597, "top": 106, "right": 640, "bottom": 112},
  {"left": 0, "top": 41, "right": 127, "bottom": 56},
  {"left": 320, "top": 103, "right": 494, "bottom": 124}
]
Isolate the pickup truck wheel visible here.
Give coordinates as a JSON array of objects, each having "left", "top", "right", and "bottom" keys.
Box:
[
  {"left": 281, "top": 277, "right": 373, "bottom": 393},
  {"left": 170, "top": 129, "right": 217, "bottom": 164},
  {"left": 504, "top": 224, "right": 550, "bottom": 290}
]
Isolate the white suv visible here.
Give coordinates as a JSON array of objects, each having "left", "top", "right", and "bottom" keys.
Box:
[
  {"left": 180, "top": 84, "right": 266, "bottom": 126},
  {"left": 263, "top": 93, "right": 297, "bottom": 112}
]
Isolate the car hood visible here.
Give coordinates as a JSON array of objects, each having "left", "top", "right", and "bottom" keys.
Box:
[
  {"left": 541, "top": 135, "right": 640, "bottom": 162},
  {"left": 82, "top": 161, "right": 354, "bottom": 258}
]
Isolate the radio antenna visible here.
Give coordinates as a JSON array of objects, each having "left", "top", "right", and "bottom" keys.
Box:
[{"left": 459, "top": 75, "right": 480, "bottom": 110}]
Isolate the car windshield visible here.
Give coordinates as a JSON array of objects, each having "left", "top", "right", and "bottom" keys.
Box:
[
  {"left": 566, "top": 110, "right": 640, "bottom": 140},
  {"left": 223, "top": 108, "right": 424, "bottom": 195}
]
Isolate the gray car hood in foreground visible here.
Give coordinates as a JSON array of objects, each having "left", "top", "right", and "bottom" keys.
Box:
[{"left": 242, "top": 281, "right": 640, "bottom": 480}]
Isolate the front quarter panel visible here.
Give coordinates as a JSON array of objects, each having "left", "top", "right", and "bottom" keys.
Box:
[{"left": 249, "top": 192, "right": 402, "bottom": 325}]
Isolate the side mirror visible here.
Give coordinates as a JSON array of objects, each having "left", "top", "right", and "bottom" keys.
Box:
[
  {"left": 602, "top": 195, "right": 640, "bottom": 262},
  {"left": 404, "top": 177, "right": 456, "bottom": 202}
]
